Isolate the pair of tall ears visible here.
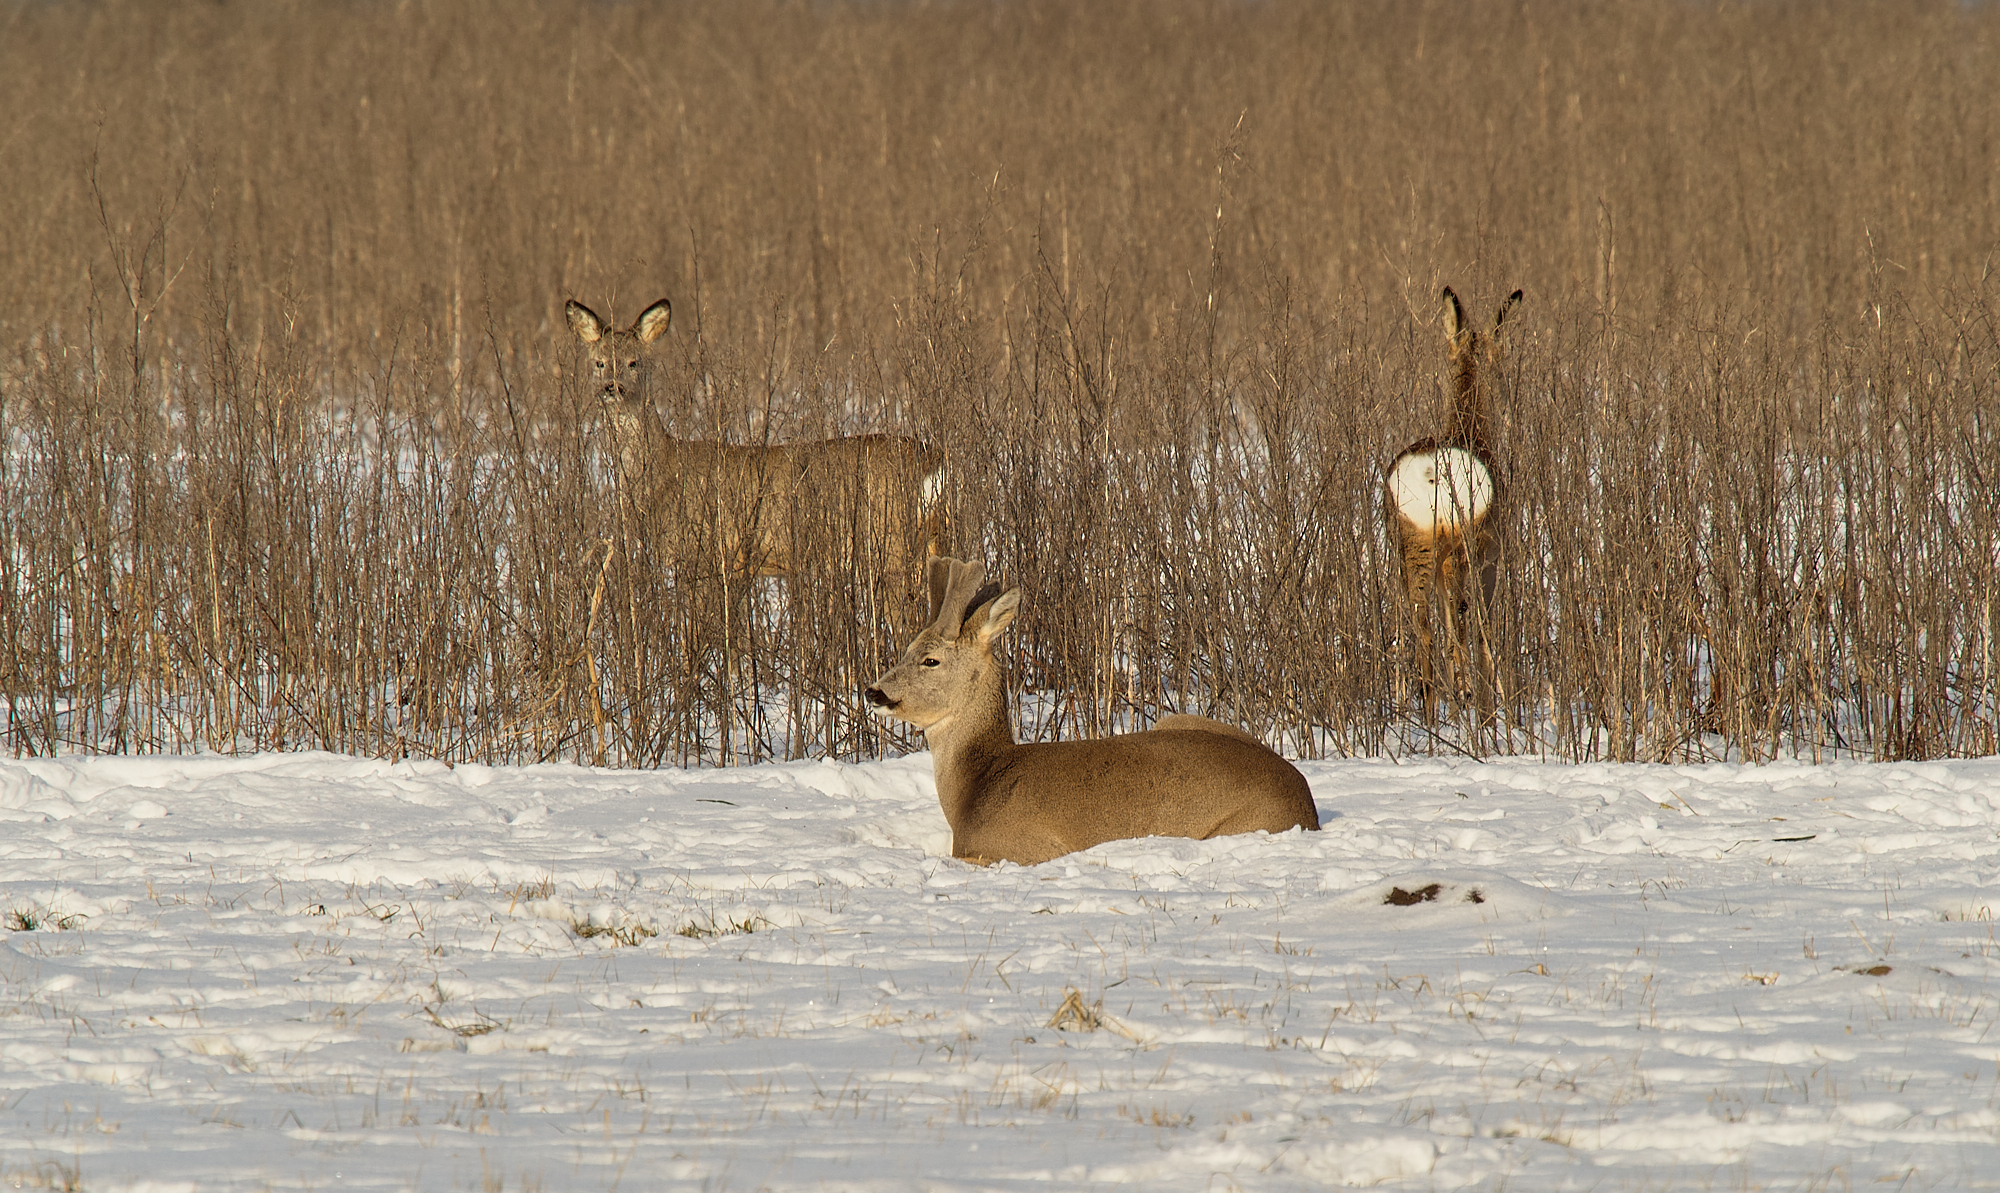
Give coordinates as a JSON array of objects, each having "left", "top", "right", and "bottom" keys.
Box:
[
  {"left": 1443, "top": 287, "right": 1523, "bottom": 348},
  {"left": 565, "top": 298, "right": 673, "bottom": 345},
  {"left": 927, "top": 557, "right": 1018, "bottom": 644}
]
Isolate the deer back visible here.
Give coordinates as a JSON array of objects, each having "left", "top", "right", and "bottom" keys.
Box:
[
  {"left": 567, "top": 297, "right": 946, "bottom": 579},
  {"left": 1387, "top": 287, "right": 1522, "bottom": 549},
  {"left": 946, "top": 729, "right": 1320, "bottom": 866}
]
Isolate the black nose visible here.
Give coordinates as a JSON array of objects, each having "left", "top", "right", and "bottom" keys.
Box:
[{"left": 865, "top": 687, "right": 891, "bottom": 708}]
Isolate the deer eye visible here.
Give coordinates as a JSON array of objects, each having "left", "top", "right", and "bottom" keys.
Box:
[
  {"left": 627, "top": 359, "right": 640, "bottom": 369},
  {"left": 592, "top": 359, "right": 606, "bottom": 370},
  {"left": 921, "top": 657, "right": 941, "bottom": 668}
]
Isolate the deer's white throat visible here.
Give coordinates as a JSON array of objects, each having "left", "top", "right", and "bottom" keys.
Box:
[{"left": 1388, "top": 447, "right": 1493, "bottom": 533}]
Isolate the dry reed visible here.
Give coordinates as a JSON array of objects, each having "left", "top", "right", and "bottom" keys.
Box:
[{"left": 2, "top": 0, "right": 1994, "bottom": 765}]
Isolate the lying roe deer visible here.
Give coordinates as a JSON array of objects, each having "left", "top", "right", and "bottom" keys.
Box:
[
  {"left": 866, "top": 557, "right": 1320, "bottom": 866},
  {"left": 1385, "top": 286, "right": 1521, "bottom": 712},
  {"left": 566, "top": 297, "right": 945, "bottom": 589}
]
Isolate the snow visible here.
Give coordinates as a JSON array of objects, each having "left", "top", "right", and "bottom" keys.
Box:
[{"left": 3, "top": 748, "right": 1999, "bottom": 1190}]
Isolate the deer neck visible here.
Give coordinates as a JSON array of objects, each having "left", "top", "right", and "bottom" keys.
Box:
[
  {"left": 922, "top": 659, "right": 1018, "bottom": 832},
  {"left": 1447, "top": 352, "right": 1488, "bottom": 450},
  {"left": 605, "top": 400, "right": 677, "bottom": 487}
]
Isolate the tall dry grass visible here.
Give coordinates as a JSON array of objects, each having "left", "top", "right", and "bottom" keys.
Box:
[{"left": 1, "top": 0, "right": 1995, "bottom": 765}]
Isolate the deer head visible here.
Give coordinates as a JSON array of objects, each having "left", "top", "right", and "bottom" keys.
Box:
[
  {"left": 567, "top": 297, "right": 672, "bottom": 411},
  {"left": 866, "top": 557, "right": 1008, "bottom": 733}
]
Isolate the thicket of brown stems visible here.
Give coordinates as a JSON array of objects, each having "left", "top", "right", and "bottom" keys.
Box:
[{"left": 4, "top": 1, "right": 1995, "bottom": 765}]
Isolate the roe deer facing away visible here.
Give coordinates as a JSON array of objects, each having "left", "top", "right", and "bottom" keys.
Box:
[
  {"left": 1386, "top": 286, "right": 1521, "bottom": 714},
  {"left": 566, "top": 297, "right": 946, "bottom": 593},
  {"left": 866, "top": 557, "right": 1320, "bottom": 866}
]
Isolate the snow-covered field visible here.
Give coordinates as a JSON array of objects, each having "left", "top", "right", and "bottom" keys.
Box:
[{"left": 4, "top": 748, "right": 1999, "bottom": 1191}]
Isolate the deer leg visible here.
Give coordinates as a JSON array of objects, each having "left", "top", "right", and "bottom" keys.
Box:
[
  {"left": 1470, "top": 555, "right": 1500, "bottom": 723},
  {"left": 1445, "top": 596, "right": 1480, "bottom": 709},
  {"left": 1400, "top": 543, "right": 1440, "bottom": 720},
  {"left": 1434, "top": 552, "right": 1474, "bottom": 710}
]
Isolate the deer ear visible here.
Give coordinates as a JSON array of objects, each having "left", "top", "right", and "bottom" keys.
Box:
[
  {"left": 633, "top": 300, "right": 673, "bottom": 344},
  {"left": 1441, "top": 287, "right": 1466, "bottom": 345},
  {"left": 970, "top": 588, "right": 1021, "bottom": 647},
  {"left": 926, "top": 555, "right": 955, "bottom": 622},
  {"left": 1492, "top": 289, "right": 1523, "bottom": 337},
  {"left": 565, "top": 300, "right": 605, "bottom": 344}
]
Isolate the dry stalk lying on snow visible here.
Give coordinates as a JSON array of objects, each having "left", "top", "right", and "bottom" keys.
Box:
[{"left": 1047, "top": 988, "right": 1148, "bottom": 1044}]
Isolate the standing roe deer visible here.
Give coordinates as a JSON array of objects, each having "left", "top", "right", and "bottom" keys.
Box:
[
  {"left": 1386, "top": 286, "right": 1521, "bottom": 712},
  {"left": 866, "top": 557, "right": 1320, "bottom": 866},
  {"left": 566, "top": 297, "right": 945, "bottom": 590}
]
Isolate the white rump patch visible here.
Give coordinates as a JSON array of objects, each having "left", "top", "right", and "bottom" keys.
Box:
[
  {"left": 1388, "top": 447, "right": 1492, "bottom": 533},
  {"left": 918, "top": 468, "right": 945, "bottom": 512}
]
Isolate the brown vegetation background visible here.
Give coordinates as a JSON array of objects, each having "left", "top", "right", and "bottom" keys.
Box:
[{"left": 2, "top": 0, "right": 1995, "bottom": 765}]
